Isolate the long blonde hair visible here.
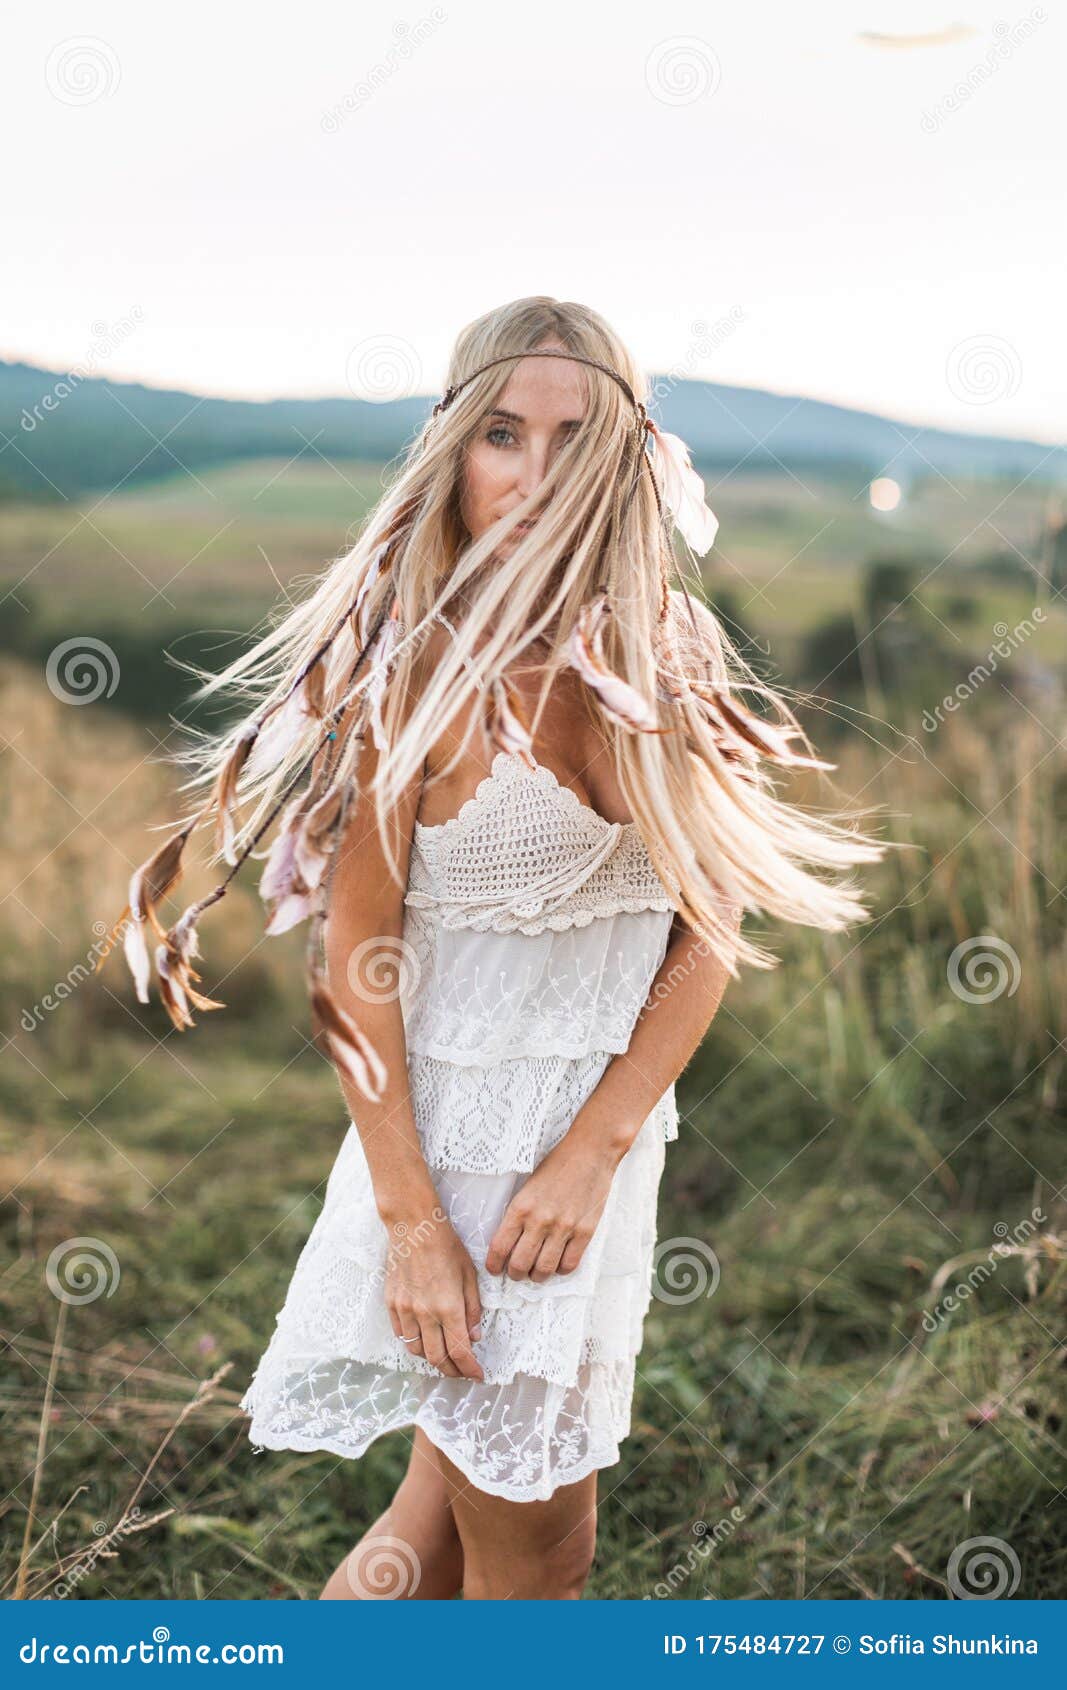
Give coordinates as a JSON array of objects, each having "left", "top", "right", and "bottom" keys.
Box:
[{"left": 110, "top": 296, "right": 884, "bottom": 1048}]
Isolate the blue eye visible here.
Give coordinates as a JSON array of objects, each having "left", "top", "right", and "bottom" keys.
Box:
[{"left": 486, "top": 425, "right": 515, "bottom": 448}]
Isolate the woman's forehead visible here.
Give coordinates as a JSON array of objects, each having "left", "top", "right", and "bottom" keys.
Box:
[{"left": 496, "top": 352, "right": 589, "bottom": 421}]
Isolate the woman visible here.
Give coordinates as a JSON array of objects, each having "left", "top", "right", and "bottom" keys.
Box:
[{"left": 105, "top": 297, "right": 882, "bottom": 1600}]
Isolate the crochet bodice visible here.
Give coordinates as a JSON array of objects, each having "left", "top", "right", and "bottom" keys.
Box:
[
  {"left": 399, "top": 750, "right": 678, "bottom": 1072},
  {"left": 386, "top": 612, "right": 684, "bottom": 1169},
  {"left": 406, "top": 750, "right": 673, "bottom": 935}
]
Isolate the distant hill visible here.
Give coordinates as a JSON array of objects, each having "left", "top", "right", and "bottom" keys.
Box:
[{"left": 1, "top": 357, "right": 1062, "bottom": 504}]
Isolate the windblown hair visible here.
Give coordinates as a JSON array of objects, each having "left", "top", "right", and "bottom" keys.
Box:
[{"left": 98, "top": 296, "right": 884, "bottom": 1095}]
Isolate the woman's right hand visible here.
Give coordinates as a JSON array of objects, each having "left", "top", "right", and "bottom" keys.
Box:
[{"left": 383, "top": 1211, "right": 486, "bottom": 1381}]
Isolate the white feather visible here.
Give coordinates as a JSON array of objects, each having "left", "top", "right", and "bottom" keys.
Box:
[{"left": 649, "top": 424, "right": 720, "bottom": 556}]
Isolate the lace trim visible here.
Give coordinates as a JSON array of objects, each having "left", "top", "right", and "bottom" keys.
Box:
[
  {"left": 400, "top": 908, "right": 676, "bottom": 1070},
  {"left": 405, "top": 890, "right": 673, "bottom": 938},
  {"left": 242, "top": 1357, "right": 638, "bottom": 1503},
  {"left": 245, "top": 1261, "right": 657, "bottom": 1391},
  {"left": 241, "top": 1096, "right": 668, "bottom": 1394},
  {"left": 415, "top": 750, "right": 640, "bottom": 843}
]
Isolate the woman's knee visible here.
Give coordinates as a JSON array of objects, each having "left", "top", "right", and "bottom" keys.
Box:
[
  {"left": 423, "top": 1435, "right": 598, "bottom": 1598},
  {"left": 462, "top": 1504, "right": 597, "bottom": 1599},
  {"left": 543, "top": 1515, "right": 599, "bottom": 1597}
]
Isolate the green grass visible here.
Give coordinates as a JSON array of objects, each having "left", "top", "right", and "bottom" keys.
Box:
[
  {"left": 0, "top": 458, "right": 1064, "bottom": 1599},
  {"left": 0, "top": 457, "right": 1058, "bottom": 641},
  {"left": 1, "top": 661, "right": 1063, "bottom": 1600}
]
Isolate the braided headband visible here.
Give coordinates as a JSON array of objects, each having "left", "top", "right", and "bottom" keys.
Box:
[
  {"left": 433, "top": 348, "right": 644, "bottom": 420},
  {"left": 431, "top": 347, "right": 719, "bottom": 559}
]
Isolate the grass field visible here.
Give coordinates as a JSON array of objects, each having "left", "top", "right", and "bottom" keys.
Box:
[
  {"left": 1, "top": 457, "right": 1060, "bottom": 649},
  {"left": 1, "top": 461, "right": 1064, "bottom": 1600}
]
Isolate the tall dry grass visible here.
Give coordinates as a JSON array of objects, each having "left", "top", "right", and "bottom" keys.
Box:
[{"left": 1, "top": 654, "right": 1064, "bottom": 1599}]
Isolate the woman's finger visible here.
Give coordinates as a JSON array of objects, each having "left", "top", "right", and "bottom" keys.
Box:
[
  {"left": 442, "top": 1317, "right": 485, "bottom": 1381},
  {"left": 463, "top": 1275, "right": 484, "bottom": 1342},
  {"left": 422, "top": 1319, "right": 461, "bottom": 1377},
  {"left": 390, "top": 1305, "right": 425, "bottom": 1353},
  {"left": 557, "top": 1235, "right": 587, "bottom": 1275},
  {"left": 485, "top": 1209, "right": 525, "bottom": 1276},
  {"left": 502, "top": 1227, "right": 544, "bottom": 1282},
  {"left": 529, "top": 1231, "right": 569, "bottom": 1282}
]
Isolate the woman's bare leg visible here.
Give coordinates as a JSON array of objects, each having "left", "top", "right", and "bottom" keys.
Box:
[
  {"left": 428, "top": 1440, "right": 598, "bottom": 1600},
  {"left": 319, "top": 1426, "right": 465, "bottom": 1599}
]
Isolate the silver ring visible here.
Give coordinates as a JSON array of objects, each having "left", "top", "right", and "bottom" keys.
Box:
[{"left": 399, "top": 1332, "right": 420, "bottom": 1343}]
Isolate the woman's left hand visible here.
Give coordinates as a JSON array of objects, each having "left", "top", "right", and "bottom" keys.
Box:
[{"left": 484, "top": 1134, "right": 618, "bottom": 1283}]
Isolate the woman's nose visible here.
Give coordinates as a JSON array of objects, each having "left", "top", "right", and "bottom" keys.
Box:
[{"left": 515, "top": 442, "right": 550, "bottom": 497}]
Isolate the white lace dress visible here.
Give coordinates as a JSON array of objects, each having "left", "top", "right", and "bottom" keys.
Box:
[{"left": 239, "top": 749, "right": 680, "bottom": 1502}]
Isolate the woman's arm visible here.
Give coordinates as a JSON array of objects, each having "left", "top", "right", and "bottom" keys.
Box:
[
  {"left": 485, "top": 908, "right": 738, "bottom": 1283},
  {"left": 322, "top": 727, "right": 439, "bottom": 1225},
  {"left": 323, "top": 660, "right": 485, "bottom": 1380},
  {"left": 566, "top": 908, "right": 738, "bottom": 1165}
]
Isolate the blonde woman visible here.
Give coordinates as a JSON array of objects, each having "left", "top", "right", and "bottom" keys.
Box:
[{"left": 109, "top": 297, "right": 882, "bottom": 1601}]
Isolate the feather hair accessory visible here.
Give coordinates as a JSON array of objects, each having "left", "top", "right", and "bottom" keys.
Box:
[
  {"left": 566, "top": 590, "right": 668, "bottom": 735},
  {"left": 656, "top": 646, "right": 834, "bottom": 775},
  {"left": 365, "top": 598, "right": 404, "bottom": 752},
  {"left": 644, "top": 420, "right": 720, "bottom": 557},
  {"left": 92, "top": 550, "right": 400, "bottom": 1101},
  {"left": 689, "top": 681, "right": 835, "bottom": 772}
]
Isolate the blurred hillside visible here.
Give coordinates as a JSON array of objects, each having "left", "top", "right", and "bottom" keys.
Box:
[
  {"left": 1, "top": 445, "right": 1064, "bottom": 740},
  {"left": 3, "top": 356, "right": 1065, "bottom": 504}
]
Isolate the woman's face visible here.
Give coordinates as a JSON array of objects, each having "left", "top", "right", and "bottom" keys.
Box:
[{"left": 458, "top": 341, "right": 587, "bottom": 554}]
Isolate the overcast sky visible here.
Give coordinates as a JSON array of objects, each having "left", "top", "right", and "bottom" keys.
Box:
[{"left": 3, "top": 0, "right": 1063, "bottom": 442}]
